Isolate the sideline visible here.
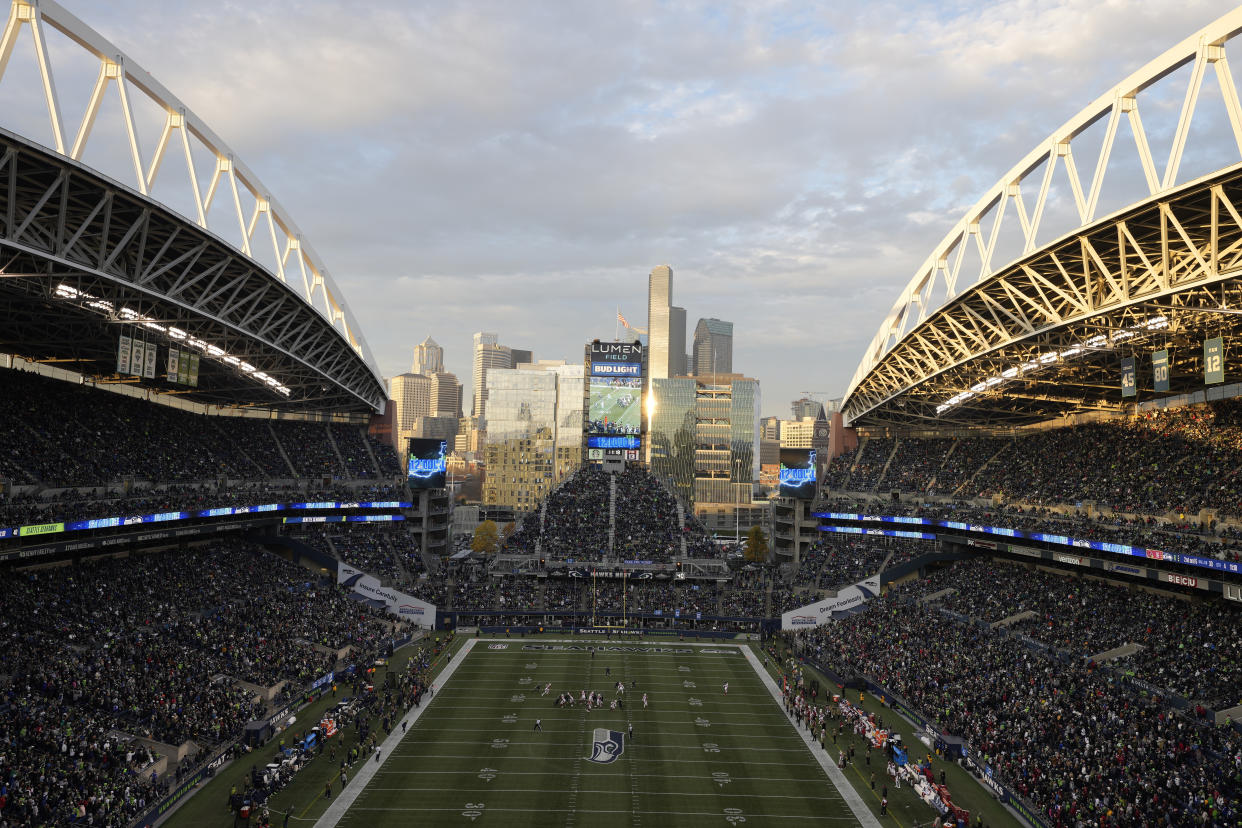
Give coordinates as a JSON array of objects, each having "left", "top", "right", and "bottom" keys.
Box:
[
  {"left": 313, "top": 637, "right": 478, "bottom": 827},
  {"left": 740, "top": 645, "right": 882, "bottom": 828}
]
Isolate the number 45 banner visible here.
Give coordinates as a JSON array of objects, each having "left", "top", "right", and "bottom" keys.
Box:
[{"left": 1205, "top": 337, "right": 1224, "bottom": 385}]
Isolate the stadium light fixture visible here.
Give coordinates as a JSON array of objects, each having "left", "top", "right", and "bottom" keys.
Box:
[{"left": 52, "top": 282, "right": 292, "bottom": 396}]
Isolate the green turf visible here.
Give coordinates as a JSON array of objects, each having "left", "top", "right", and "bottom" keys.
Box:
[{"left": 331, "top": 639, "right": 860, "bottom": 827}]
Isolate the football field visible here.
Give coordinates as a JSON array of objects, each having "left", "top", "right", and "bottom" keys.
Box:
[{"left": 318, "top": 638, "right": 873, "bottom": 827}]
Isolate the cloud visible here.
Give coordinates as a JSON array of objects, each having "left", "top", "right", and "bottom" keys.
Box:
[{"left": 4, "top": 0, "right": 1239, "bottom": 415}]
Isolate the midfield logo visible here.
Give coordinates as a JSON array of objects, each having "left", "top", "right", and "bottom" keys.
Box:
[{"left": 587, "top": 728, "right": 625, "bottom": 764}]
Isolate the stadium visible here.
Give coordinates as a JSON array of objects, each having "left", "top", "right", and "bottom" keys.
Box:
[{"left": 0, "top": 2, "right": 1238, "bottom": 828}]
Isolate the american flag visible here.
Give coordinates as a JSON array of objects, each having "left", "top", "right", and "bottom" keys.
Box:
[{"left": 617, "top": 310, "right": 630, "bottom": 328}]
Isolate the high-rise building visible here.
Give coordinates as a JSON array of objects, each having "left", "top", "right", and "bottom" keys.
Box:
[
  {"left": 692, "top": 318, "right": 733, "bottom": 377},
  {"left": 669, "top": 306, "right": 687, "bottom": 377},
  {"left": 389, "top": 373, "right": 433, "bottom": 433},
  {"left": 780, "top": 418, "right": 815, "bottom": 448},
  {"left": 791, "top": 397, "right": 823, "bottom": 420},
  {"left": 648, "top": 265, "right": 674, "bottom": 379},
  {"left": 472, "top": 332, "right": 513, "bottom": 422},
  {"left": 481, "top": 362, "right": 583, "bottom": 512},
  {"left": 389, "top": 373, "right": 433, "bottom": 452},
  {"left": 411, "top": 336, "right": 444, "bottom": 375},
  {"left": 430, "top": 372, "right": 463, "bottom": 419},
  {"left": 510, "top": 349, "right": 534, "bottom": 367},
  {"left": 761, "top": 416, "right": 781, "bottom": 442},
  {"left": 648, "top": 374, "right": 760, "bottom": 507}
]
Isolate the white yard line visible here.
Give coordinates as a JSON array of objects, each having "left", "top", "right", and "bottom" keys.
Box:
[
  {"left": 313, "top": 637, "right": 478, "bottom": 828},
  {"left": 741, "top": 645, "right": 881, "bottom": 828}
]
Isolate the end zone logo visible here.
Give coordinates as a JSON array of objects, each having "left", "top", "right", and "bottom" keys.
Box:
[{"left": 488, "top": 644, "right": 509, "bottom": 650}]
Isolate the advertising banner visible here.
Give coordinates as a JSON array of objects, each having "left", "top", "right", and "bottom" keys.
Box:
[
  {"left": 337, "top": 564, "right": 435, "bottom": 627},
  {"left": 167, "top": 346, "right": 180, "bottom": 382},
  {"left": 780, "top": 576, "right": 880, "bottom": 630}
]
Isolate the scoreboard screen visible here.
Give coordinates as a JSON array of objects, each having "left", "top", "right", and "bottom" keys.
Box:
[
  {"left": 779, "top": 449, "right": 817, "bottom": 499},
  {"left": 587, "top": 342, "right": 643, "bottom": 441},
  {"left": 407, "top": 439, "right": 448, "bottom": 488}
]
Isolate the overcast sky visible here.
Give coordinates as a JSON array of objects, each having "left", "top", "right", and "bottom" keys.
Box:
[{"left": 4, "top": 0, "right": 1241, "bottom": 416}]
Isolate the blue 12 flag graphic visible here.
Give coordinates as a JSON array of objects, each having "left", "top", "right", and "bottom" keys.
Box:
[{"left": 587, "top": 728, "right": 625, "bottom": 764}]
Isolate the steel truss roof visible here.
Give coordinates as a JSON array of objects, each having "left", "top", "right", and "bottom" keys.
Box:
[
  {"left": 848, "top": 165, "right": 1242, "bottom": 427},
  {"left": 0, "top": 0, "right": 384, "bottom": 411},
  {"left": 846, "top": 7, "right": 1242, "bottom": 427},
  {"left": 0, "top": 132, "right": 384, "bottom": 412}
]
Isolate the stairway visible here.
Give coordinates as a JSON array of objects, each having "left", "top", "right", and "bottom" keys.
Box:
[
  {"left": 874, "top": 438, "right": 903, "bottom": 490},
  {"left": 266, "top": 422, "right": 299, "bottom": 477},
  {"left": 324, "top": 425, "right": 349, "bottom": 477},
  {"left": 607, "top": 472, "right": 618, "bottom": 557}
]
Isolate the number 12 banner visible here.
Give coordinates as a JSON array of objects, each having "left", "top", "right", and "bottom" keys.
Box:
[{"left": 1205, "top": 337, "right": 1224, "bottom": 385}]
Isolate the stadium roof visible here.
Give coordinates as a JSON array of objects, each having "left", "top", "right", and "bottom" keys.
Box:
[
  {"left": 843, "top": 7, "right": 1242, "bottom": 430},
  {"left": 0, "top": 0, "right": 385, "bottom": 415}
]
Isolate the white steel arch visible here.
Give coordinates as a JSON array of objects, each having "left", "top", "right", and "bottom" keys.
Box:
[
  {"left": 0, "top": 0, "right": 381, "bottom": 381},
  {"left": 846, "top": 6, "right": 1242, "bottom": 413}
]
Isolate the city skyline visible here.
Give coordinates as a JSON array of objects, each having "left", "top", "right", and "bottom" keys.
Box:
[{"left": 8, "top": 1, "right": 1237, "bottom": 418}]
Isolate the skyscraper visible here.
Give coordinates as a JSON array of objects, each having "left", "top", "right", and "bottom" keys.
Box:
[
  {"left": 669, "top": 306, "right": 687, "bottom": 377},
  {"left": 430, "top": 371, "right": 463, "bottom": 418},
  {"left": 389, "top": 372, "right": 433, "bottom": 444},
  {"left": 692, "top": 318, "right": 733, "bottom": 377},
  {"left": 472, "top": 332, "right": 512, "bottom": 422},
  {"left": 648, "top": 265, "right": 674, "bottom": 379},
  {"left": 411, "top": 336, "right": 444, "bottom": 375},
  {"left": 648, "top": 374, "right": 760, "bottom": 507},
  {"left": 481, "top": 362, "right": 583, "bottom": 512}
]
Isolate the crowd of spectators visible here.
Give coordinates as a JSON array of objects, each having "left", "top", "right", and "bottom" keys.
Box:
[
  {"left": 818, "top": 400, "right": 1242, "bottom": 517},
  {"left": 789, "top": 585, "right": 1241, "bottom": 826},
  {"left": 0, "top": 538, "right": 401, "bottom": 827},
  {"left": 908, "top": 557, "right": 1242, "bottom": 707},
  {"left": 0, "top": 368, "right": 398, "bottom": 488},
  {"left": 613, "top": 468, "right": 684, "bottom": 561},
  {"left": 504, "top": 465, "right": 719, "bottom": 562},
  {"left": 506, "top": 465, "right": 611, "bottom": 557}
]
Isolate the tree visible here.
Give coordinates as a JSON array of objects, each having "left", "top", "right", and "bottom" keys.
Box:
[
  {"left": 501, "top": 522, "right": 516, "bottom": 542},
  {"left": 472, "top": 520, "right": 500, "bottom": 556},
  {"left": 744, "top": 525, "right": 769, "bottom": 563}
]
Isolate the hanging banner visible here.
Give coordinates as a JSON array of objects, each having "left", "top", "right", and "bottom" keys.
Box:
[
  {"left": 188, "top": 353, "right": 200, "bottom": 387},
  {"left": 167, "top": 347, "right": 180, "bottom": 383},
  {"left": 143, "top": 342, "right": 158, "bottom": 379},
  {"left": 130, "top": 339, "right": 145, "bottom": 378},
  {"left": 337, "top": 564, "right": 435, "bottom": 627},
  {"left": 781, "top": 576, "right": 880, "bottom": 630},
  {"left": 1205, "top": 336, "right": 1224, "bottom": 385},
  {"left": 117, "top": 334, "right": 132, "bottom": 375},
  {"left": 1152, "top": 349, "right": 1170, "bottom": 393},
  {"left": 178, "top": 350, "right": 191, "bottom": 385},
  {"left": 1121, "top": 357, "right": 1136, "bottom": 397}
]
